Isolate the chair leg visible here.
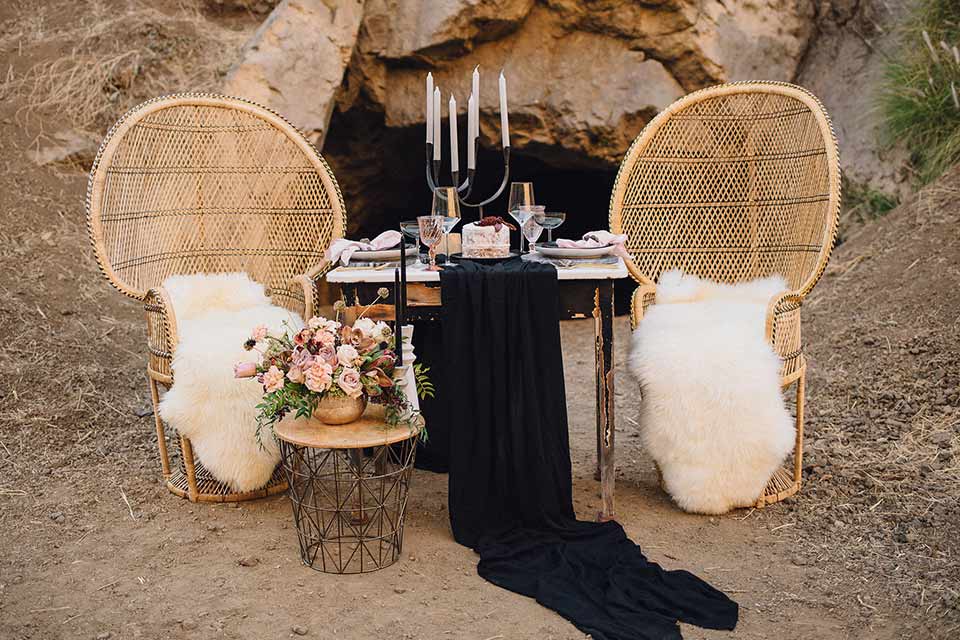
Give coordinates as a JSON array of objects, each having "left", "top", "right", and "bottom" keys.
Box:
[
  {"left": 148, "top": 377, "right": 171, "bottom": 480},
  {"left": 793, "top": 370, "right": 805, "bottom": 487},
  {"left": 180, "top": 435, "right": 200, "bottom": 502},
  {"left": 755, "top": 369, "right": 806, "bottom": 508}
]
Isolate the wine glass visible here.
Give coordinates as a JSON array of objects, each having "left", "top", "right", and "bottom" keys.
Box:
[
  {"left": 400, "top": 219, "right": 424, "bottom": 264},
  {"left": 521, "top": 206, "right": 545, "bottom": 254},
  {"left": 417, "top": 216, "right": 445, "bottom": 271},
  {"left": 432, "top": 187, "right": 461, "bottom": 260},
  {"left": 507, "top": 182, "right": 535, "bottom": 252},
  {"left": 540, "top": 211, "right": 566, "bottom": 243}
]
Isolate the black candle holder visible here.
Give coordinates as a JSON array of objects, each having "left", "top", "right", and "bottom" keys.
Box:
[{"left": 425, "top": 140, "right": 511, "bottom": 218}]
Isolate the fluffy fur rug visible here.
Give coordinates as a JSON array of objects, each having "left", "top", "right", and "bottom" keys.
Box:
[
  {"left": 627, "top": 270, "right": 794, "bottom": 514},
  {"left": 158, "top": 273, "right": 302, "bottom": 492}
]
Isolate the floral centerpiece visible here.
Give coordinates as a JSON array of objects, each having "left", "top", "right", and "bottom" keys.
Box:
[{"left": 235, "top": 290, "right": 429, "bottom": 441}]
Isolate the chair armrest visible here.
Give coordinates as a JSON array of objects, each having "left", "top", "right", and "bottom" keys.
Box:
[
  {"left": 764, "top": 290, "right": 804, "bottom": 360},
  {"left": 144, "top": 287, "right": 178, "bottom": 385},
  {"left": 289, "top": 259, "right": 334, "bottom": 320},
  {"left": 630, "top": 283, "right": 657, "bottom": 331}
]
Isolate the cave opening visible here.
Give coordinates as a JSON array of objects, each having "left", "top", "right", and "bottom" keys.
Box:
[{"left": 324, "top": 110, "right": 633, "bottom": 313}]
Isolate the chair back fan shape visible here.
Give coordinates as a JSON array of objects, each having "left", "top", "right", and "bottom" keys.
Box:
[
  {"left": 86, "top": 94, "right": 346, "bottom": 503},
  {"left": 609, "top": 82, "right": 840, "bottom": 295},
  {"left": 86, "top": 93, "right": 346, "bottom": 310}
]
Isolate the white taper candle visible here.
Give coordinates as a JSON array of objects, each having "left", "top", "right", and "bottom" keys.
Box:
[
  {"left": 426, "top": 73, "right": 434, "bottom": 144},
  {"left": 449, "top": 94, "right": 459, "bottom": 173},
  {"left": 433, "top": 87, "right": 441, "bottom": 161},
  {"left": 499, "top": 71, "right": 509, "bottom": 148},
  {"left": 467, "top": 94, "right": 476, "bottom": 170}
]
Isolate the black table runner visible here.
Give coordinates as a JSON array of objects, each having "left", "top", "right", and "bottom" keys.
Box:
[{"left": 437, "top": 259, "right": 739, "bottom": 640}]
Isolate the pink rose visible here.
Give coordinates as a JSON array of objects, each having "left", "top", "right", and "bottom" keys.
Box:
[
  {"left": 287, "top": 365, "right": 304, "bottom": 383},
  {"left": 262, "top": 366, "right": 285, "bottom": 393},
  {"left": 251, "top": 325, "right": 268, "bottom": 341},
  {"left": 337, "top": 367, "right": 364, "bottom": 399},
  {"left": 292, "top": 348, "right": 313, "bottom": 368},
  {"left": 234, "top": 362, "right": 257, "bottom": 378},
  {"left": 293, "top": 328, "right": 314, "bottom": 346},
  {"left": 337, "top": 344, "right": 360, "bottom": 367},
  {"left": 304, "top": 362, "right": 333, "bottom": 393},
  {"left": 315, "top": 330, "right": 336, "bottom": 347},
  {"left": 316, "top": 344, "right": 338, "bottom": 367}
]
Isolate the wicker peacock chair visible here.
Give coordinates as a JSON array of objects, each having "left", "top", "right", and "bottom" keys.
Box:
[
  {"left": 86, "top": 93, "right": 346, "bottom": 502},
  {"left": 609, "top": 81, "right": 841, "bottom": 507}
]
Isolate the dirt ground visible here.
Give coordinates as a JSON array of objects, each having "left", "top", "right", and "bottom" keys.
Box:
[{"left": 1, "top": 1, "right": 958, "bottom": 639}]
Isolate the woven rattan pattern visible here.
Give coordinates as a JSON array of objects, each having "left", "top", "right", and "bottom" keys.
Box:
[
  {"left": 86, "top": 94, "right": 346, "bottom": 502},
  {"left": 611, "top": 82, "right": 841, "bottom": 508},
  {"left": 86, "top": 93, "right": 345, "bottom": 303}
]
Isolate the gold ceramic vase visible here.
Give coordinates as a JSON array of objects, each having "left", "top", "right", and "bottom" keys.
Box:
[{"left": 314, "top": 395, "right": 367, "bottom": 425}]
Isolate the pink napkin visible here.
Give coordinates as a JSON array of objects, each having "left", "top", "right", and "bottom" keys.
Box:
[
  {"left": 327, "top": 230, "right": 403, "bottom": 266},
  {"left": 556, "top": 230, "right": 628, "bottom": 258}
]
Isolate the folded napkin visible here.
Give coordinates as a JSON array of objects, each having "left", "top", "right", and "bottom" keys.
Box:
[
  {"left": 327, "top": 230, "right": 403, "bottom": 266},
  {"left": 556, "top": 230, "right": 628, "bottom": 258}
]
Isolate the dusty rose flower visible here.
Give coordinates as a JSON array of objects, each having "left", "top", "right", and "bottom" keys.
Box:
[
  {"left": 315, "top": 329, "right": 336, "bottom": 347},
  {"left": 234, "top": 362, "right": 257, "bottom": 378},
  {"left": 251, "top": 325, "right": 268, "bottom": 341},
  {"left": 293, "top": 328, "right": 313, "bottom": 346},
  {"left": 316, "top": 344, "right": 338, "bottom": 367},
  {"left": 292, "top": 347, "right": 314, "bottom": 367},
  {"left": 377, "top": 287, "right": 390, "bottom": 299},
  {"left": 262, "top": 366, "right": 285, "bottom": 393},
  {"left": 287, "top": 365, "right": 305, "bottom": 384},
  {"left": 337, "top": 367, "right": 364, "bottom": 399},
  {"left": 309, "top": 316, "right": 341, "bottom": 333},
  {"left": 337, "top": 344, "right": 360, "bottom": 367},
  {"left": 304, "top": 362, "right": 333, "bottom": 393}
]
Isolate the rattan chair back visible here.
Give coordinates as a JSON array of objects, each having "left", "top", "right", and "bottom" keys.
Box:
[
  {"left": 609, "top": 82, "right": 840, "bottom": 294},
  {"left": 86, "top": 93, "right": 346, "bottom": 302}
]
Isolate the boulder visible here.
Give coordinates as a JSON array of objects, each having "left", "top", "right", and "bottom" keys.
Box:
[{"left": 222, "top": 0, "right": 364, "bottom": 146}]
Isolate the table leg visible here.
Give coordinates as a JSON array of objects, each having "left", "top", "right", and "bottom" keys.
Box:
[{"left": 593, "top": 282, "right": 615, "bottom": 522}]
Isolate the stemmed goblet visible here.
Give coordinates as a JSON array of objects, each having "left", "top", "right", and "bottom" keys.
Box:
[
  {"left": 521, "top": 205, "right": 545, "bottom": 254},
  {"left": 507, "top": 182, "right": 535, "bottom": 253},
  {"left": 432, "top": 187, "right": 461, "bottom": 261},
  {"left": 417, "top": 215, "right": 445, "bottom": 271},
  {"left": 540, "top": 211, "right": 566, "bottom": 243}
]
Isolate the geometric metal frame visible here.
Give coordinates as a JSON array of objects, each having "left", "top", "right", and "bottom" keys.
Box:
[{"left": 279, "top": 436, "right": 419, "bottom": 573}]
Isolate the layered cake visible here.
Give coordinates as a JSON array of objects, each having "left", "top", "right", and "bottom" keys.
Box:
[{"left": 461, "top": 217, "right": 515, "bottom": 258}]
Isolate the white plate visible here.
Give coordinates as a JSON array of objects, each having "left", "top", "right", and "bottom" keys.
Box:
[
  {"left": 536, "top": 243, "right": 615, "bottom": 259},
  {"left": 351, "top": 245, "right": 414, "bottom": 262}
]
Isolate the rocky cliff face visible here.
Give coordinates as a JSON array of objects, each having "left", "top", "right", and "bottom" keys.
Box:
[{"left": 222, "top": 0, "right": 857, "bottom": 233}]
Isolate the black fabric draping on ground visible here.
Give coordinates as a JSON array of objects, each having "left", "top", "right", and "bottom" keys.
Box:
[{"left": 438, "top": 259, "right": 739, "bottom": 640}]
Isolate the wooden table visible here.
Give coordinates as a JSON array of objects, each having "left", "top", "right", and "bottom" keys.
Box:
[
  {"left": 275, "top": 407, "right": 422, "bottom": 574},
  {"left": 327, "top": 259, "right": 629, "bottom": 521}
]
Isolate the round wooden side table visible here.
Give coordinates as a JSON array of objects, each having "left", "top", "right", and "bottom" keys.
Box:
[{"left": 274, "top": 406, "right": 421, "bottom": 574}]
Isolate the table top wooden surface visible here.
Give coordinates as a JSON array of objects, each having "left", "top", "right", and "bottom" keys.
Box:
[
  {"left": 274, "top": 405, "right": 421, "bottom": 449},
  {"left": 326, "top": 257, "right": 629, "bottom": 283}
]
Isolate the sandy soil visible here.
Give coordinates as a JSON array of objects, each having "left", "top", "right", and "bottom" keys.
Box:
[{"left": 0, "top": 2, "right": 957, "bottom": 639}]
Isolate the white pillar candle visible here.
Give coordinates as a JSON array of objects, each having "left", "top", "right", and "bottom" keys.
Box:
[
  {"left": 499, "top": 71, "right": 509, "bottom": 148},
  {"left": 426, "top": 73, "right": 434, "bottom": 144},
  {"left": 449, "top": 94, "right": 459, "bottom": 173},
  {"left": 467, "top": 94, "right": 476, "bottom": 170},
  {"left": 433, "top": 87, "right": 441, "bottom": 161}
]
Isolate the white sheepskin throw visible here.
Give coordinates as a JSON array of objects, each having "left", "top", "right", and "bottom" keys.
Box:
[
  {"left": 158, "top": 273, "right": 303, "bottom": 492},
  {"left": 627, "top": 270, "right": 794, "bottom": 514}
]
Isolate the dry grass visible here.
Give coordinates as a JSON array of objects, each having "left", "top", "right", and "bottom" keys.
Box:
[{"left": 0, "top": 0, "right": 249, "bottom": 131}]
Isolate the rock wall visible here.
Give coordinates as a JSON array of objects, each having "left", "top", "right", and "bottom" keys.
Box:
[{"left": 221, "top": 0, "right": 892, "bottom": 232}]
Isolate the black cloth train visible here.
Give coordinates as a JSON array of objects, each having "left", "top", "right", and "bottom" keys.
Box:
[{"left": 424, "top": 259, "right": 739, "bottom": 640}]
